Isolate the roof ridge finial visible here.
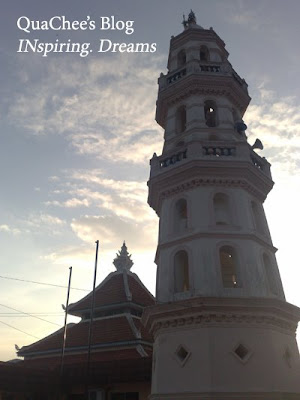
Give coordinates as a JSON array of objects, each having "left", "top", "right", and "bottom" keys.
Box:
[{"left": 113, "top": 241, "right": 133, "bottom": 272}]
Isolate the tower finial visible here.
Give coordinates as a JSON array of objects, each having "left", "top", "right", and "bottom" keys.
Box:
[
  {"left": 182, "top": 10, "right": 198, "bottom": 30},
  {"left": 113, "top": 242, "right": 133, "bottom": 272},
  {"left": 188, "top": 9, "right": 196, "bottom": 24}
]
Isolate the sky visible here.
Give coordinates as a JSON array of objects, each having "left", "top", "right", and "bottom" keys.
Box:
[{"left": 0, "top": 0, "right": 300, "bottom": 361}]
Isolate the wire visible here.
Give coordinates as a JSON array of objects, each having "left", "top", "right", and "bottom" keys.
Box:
[
  {"left": 0, "top": 275, "right": 89, "bottom": 291},
  {"left": 0, "top": 304, "right": 61, "bottom": 327},
  {"left": 0, "top": 314, "right": 64, "bottom": 318},
  {"left": 0, "top": 316, "right": 58, "bottom": 318},
  {"left": 0, "top": 320, "right": 40, "bottom": 340},
  {"left": 0, "top": 312, "right": 64, "bottom": 316}
]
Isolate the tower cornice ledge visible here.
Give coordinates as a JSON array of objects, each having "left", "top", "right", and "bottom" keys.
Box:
[
  {"left": 155, "top": 231, "right": 277, "bottom": 260},
  {"left": 148, "top": 161, "right": 273, "bottom": 213},
  {"left": 142, "top": 297, "right": 300, "bottom": 338},
  {"left": 149, "top": 392, "right": 300, "bottom": 400}
]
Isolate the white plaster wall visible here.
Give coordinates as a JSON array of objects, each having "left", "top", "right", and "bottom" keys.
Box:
[
  {"left": 163, "top": 94, "right": 238, "bottom": 148},
  {"left": 152, "top": 325, "right": 300, "bottom": 394},
  {"left": 156, "top": 185, "right": 284, "bottom": 302},
  {"left": 168, "top": 39, "right": 224, "bottom": 71}
]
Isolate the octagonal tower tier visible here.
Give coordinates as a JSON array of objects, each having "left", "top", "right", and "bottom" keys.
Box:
[
  {"left": 144, "top": 12, "right": 300, "bottom": 399},
  {"left": 149, "top": 14, "right": 281, "bottom": 304}
]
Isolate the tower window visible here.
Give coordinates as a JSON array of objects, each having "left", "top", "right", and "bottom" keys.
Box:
[
  {"left": 200, "top": 45, "right": 209, "bottom": 61},
  {"left": 175, "top": 345, "right": 191, "bottom": 366},
  {"left": 204, "top": 101, "right": 217, "bottom": 127},
  {"left": 177, "top": 49, "right": 186, "bottom": 68},
  {"left": 174, "top": 199, "right": 188, "bottom": 232},
  {"left": 219, "top": 246, "right": 238, "bottom": 288},
  {"left": 213, "top": 193, "right": 231, "bottom": 225},
  {"left": 174, "top": 250, "right": 189, "bottom": 293},
  {"left": 176, "top": 106, "right": 186, "bottom": 134},
  {"left": 263, "top": 253, "right": 278, "bottom": 295},
  {"left": 234, "top": 344, "right": 249, "bottom": 360}
]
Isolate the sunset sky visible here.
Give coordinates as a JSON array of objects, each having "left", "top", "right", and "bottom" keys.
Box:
[{"left": 0, "top": 0, "right": 300, "bottom": 361}]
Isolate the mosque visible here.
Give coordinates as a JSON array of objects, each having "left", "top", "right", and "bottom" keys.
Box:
[{"left": 1, "top": 11, "right": 300, "bottom": 400}]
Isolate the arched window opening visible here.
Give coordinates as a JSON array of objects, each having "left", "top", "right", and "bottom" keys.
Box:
[
  {"left": 174, "top": 199, "right": 188, "bottom": 232},
  {"left": 176, "top": 106, "right": 186, "bottom": 134},
  {"left": 177, "top": 49, "right": 186, "bottom": 68},
  {"left": 200, "top": 45, "right": 209, "bottom": 61},
  {"left": 214, "top": 193, "right": 231, "bottom": 225},
  {"left": 251, "top": 201, "right": 266, "bottom": 235},
  {"left": 174, "top": 250, "right": 189, "bottom": 293},
  {"left": 219, "top": 246, "right": 238, "bottom": 288},
  {"left": 204, "top": 101, "right": 217, "bottom": 127},
  {"left": 263, "top": 253, "right": 278, "bottom": 295}
]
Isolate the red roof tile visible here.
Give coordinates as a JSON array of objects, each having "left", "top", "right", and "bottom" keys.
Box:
[
  {"left": 128, "top": 274, "right": 155, "bottom": 307},
  {"left": 20, "top": 315, "right": 152, "bottom": 356},
  {"left": 22, "top": 347, "right": 151, "bottom": 369},
  {"left": 133, "top": 319, "right": 153, "bottom": 342},
  {"left": 68, "top": 272, "right": 154, "bottom": 314}
]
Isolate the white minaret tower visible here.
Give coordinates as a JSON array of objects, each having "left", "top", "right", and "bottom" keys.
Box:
[{"left": 143, "top": 11, "right": 300, "bottom": 399}]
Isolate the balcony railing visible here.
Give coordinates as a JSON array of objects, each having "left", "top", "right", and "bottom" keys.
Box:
[
  {"left": 160, "top": 150, "right": 187, "bottom": 168},
  {"left": 203, "top": 146, "right": 236, "bottom": 157},
  {"left": 251, "top": 155, "right": 264, "bottom": 170},
  {"left": 158, "top": 61, "right": 248, "bottom": 95},
  {"left": 199, "top": 64, "right": 221, "bottom": 73},
  {"left": 167, "top": 68, "right": 186, "bottom": 85},
  {"left": 149, "top": 143, "right": 271, "bottom": 180}
]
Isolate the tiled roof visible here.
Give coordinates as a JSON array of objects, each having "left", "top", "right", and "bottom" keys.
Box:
[
  {"left": 22, "top": 347, "right": 151, "bottom": 369},
  {"left": 19, "top": 315, "right": 152, "bottom": 356},
  {"left": 68, "top": 271, "right": 154, "bottom": 314},
  {"left": 134, "top": 318, "right": 153, "bottom": 342},
  {"left": 128, "top": 274, "right": 155, "bottom": 307}
]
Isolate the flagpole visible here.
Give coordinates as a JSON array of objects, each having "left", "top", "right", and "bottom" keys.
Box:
[
  {"left": 59, "top": 266, "right": 72, "bottom": 390},
  {"left": 86, "top": 240, "right": 99, "bottom": 392}
]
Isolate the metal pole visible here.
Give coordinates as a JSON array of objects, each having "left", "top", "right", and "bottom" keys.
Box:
[
  {"left": 86, "top": 240, "right": 99, "bottom": 393},
  {"left": 57, "top": 266, "right": 72, "bottom": 400},
  {"left": 60, "top": 266, "right": 72, "bottom": 378}
]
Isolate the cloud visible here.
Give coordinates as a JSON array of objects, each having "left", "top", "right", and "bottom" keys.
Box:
[
  {"left": 27, "top": 213, "right": 66, "bottom": 227},
  {"left": 45, "top": 198, "right": 90, "bottom": 208},
  {"left": 70, "top": 214, "right": 157, "bottom": 252},
  {"left": 244, "top": 88, "right": 300, "bottom": 174},
  {"left": 46, "top": 168, "right": 155, "bottom": 222},
  {"left": 222, "top": 0, "right": 271, "bottom": 31},
  {"left": 7, "top": 53, "right": 164, "bottom": 165},
  {"left": 0, "top": 224, "right": 21, "bottom": 235},
  {"left": 10, "top": 213, "right": 67, "bottom": 237},
  {"left": 70, "top": 129, "right": 162, "bottom": 164},
  {"left": 42, "top": 244, "right": 96, "bottom": 269}
]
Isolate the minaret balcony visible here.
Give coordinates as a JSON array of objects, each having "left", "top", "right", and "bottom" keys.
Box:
[
  {"left": 149, "top": 141, "right": 271, "bottom": 180},
  {"left": 158, "top": 60, "right": 248, "bottom": 94}
]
